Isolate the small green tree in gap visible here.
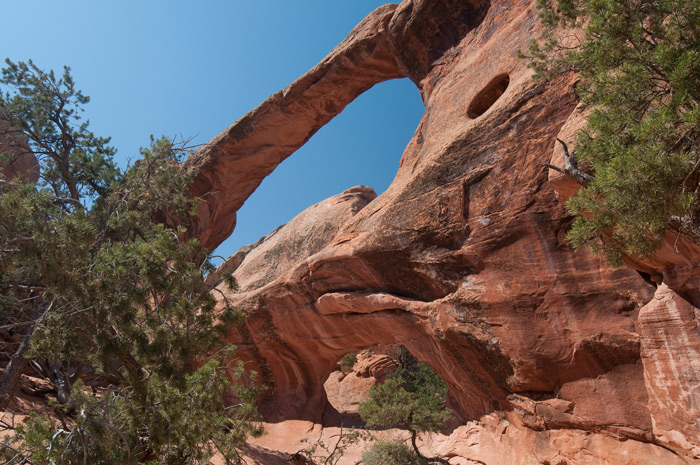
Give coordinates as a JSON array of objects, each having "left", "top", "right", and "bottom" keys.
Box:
[{"left": 359, "top": 346, "right": 452, "bottom": 465}]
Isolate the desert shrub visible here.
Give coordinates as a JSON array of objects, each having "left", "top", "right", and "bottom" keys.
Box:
[
  {"left": 0, "top": 59, "right": 260, "bottom": 464},
  {"left": 362, "top": 439, "right": 430, "bottom": 465},
  {"left": 339, "top": 352, "right": 357, "bottom": 374},
  {"left": 359, "top": 346, "right": 451, "bottom": 465}
]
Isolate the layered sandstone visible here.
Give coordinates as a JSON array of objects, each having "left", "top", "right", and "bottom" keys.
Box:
[{"left": 186, "top": 0, "right": 700, "bottom": 463}]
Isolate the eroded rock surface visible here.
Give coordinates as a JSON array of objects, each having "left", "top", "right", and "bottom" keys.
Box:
[
  {"left": 639, "top": 285, "right": 700, "bottom": 457},
  {"left": 186, "top": 0, "right": 700, "bottom": 462}
]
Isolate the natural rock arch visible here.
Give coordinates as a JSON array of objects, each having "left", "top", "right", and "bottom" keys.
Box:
[
  {"left": 185, "top": 0, "right": 700, "bottom": 461},
  {"left": 195, "top": 0, "right": 650, "bottom": 425},
  {"left": 183, "top": 0, "right": 492, "bottom": 253}
]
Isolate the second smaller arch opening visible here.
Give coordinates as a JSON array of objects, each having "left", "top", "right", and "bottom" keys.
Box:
[{"left": 324, "top": 345, "right": 454, "bottom": 427}]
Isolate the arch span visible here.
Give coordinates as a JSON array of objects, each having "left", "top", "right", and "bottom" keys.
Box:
[
  {"left": 193, "top": 0, "right": 664, "bottom": 456},
  {"left": 184, "top": 4, "right": 404, "bottom": 252},
  {"left": 183, "top": 0, "right": 491, "bottom": 253}
]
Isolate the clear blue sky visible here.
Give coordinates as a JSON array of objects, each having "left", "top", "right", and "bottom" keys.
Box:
[{"left": 1, "top": 1, "right": 424, "bottom": 261}]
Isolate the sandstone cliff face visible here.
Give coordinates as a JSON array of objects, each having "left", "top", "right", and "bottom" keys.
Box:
[{"left": 186, "top": 0, "right": 700, "bottom": 463}]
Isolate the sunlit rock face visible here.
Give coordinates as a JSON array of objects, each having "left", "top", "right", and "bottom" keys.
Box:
[{"left": 186, "top": 0, "right": 700, "bottom": 462}]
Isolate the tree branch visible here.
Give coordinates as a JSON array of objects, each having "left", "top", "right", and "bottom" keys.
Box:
[{"left": 545, "top": 139, "right": 594, "bottom": 187}]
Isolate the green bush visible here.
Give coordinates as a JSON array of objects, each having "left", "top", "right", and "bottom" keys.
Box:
[
  {"left": 362, "top": 439, "right": 430, "bottom": 465},
  {"left": 339, "top": 352, "right": 357, "bottom": 374},
  {"left": 0, "top": 59, "right": 261, "bottom": 464}
]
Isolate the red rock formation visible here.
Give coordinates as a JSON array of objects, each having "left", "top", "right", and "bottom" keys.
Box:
[
  {"left": 187, "top": 0, "right": 700, "bottom": 462},
  {"left": 322, "top": 350, "right": 397, "bottom": 420},
  {"left": 183, "top": 5, "right": 401, "bottom": 252},
  {"left": 638, "top": 285, "right": 700, "bottom": 457}
]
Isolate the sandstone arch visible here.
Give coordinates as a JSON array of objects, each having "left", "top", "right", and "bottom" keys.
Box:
[
  {"left": 185, "top": 0, "right": 700, "bottom": 461},
  {"left": 200, "top": 0, "right": 646, "bottom": 425},
  {"left": 184, "top": 0, "right": 493, "bottom": 253}
]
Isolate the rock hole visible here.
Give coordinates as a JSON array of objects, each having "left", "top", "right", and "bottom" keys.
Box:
[
  {"left": 323, "top": 345, "right": 453, "bottom": 425},
  {"left": 213, "top": 79, "right": 424, "bottom": 263},
  {"left": 324, "top": 348, "right": 396, "bottom": 421},
  {"left": 637, "top": 270, "right": 660, "bottom": 287},
  {"left": 467, "top": 73, "right": 510, "bottom": 119}
]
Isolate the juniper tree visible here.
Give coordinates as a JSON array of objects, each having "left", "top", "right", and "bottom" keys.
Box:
[
  {"left": 0, "top": 59, "right": 260, "bottom": 464},
  {"left": 525, "top": 0, "right": 700, "bottom": 263},
  {"left": 358, "top": 347, "right": 451, "bottom": 465}
]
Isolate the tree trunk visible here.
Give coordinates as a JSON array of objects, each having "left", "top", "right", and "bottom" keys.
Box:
[
  {"left": 0, "top": 323, "right": 36, "bottom": 410},
  {"left": 410, "top": 429, "right": 450, "bottom": 465}
]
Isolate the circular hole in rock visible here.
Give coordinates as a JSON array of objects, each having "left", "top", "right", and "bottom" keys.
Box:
[{"left": 466, "top": 73, "right": 510, "bottom": 119}]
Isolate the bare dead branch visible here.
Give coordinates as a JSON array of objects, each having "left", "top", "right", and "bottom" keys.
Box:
[{"left": 545, "top": 139, "right": 594, "bottom": 187}]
